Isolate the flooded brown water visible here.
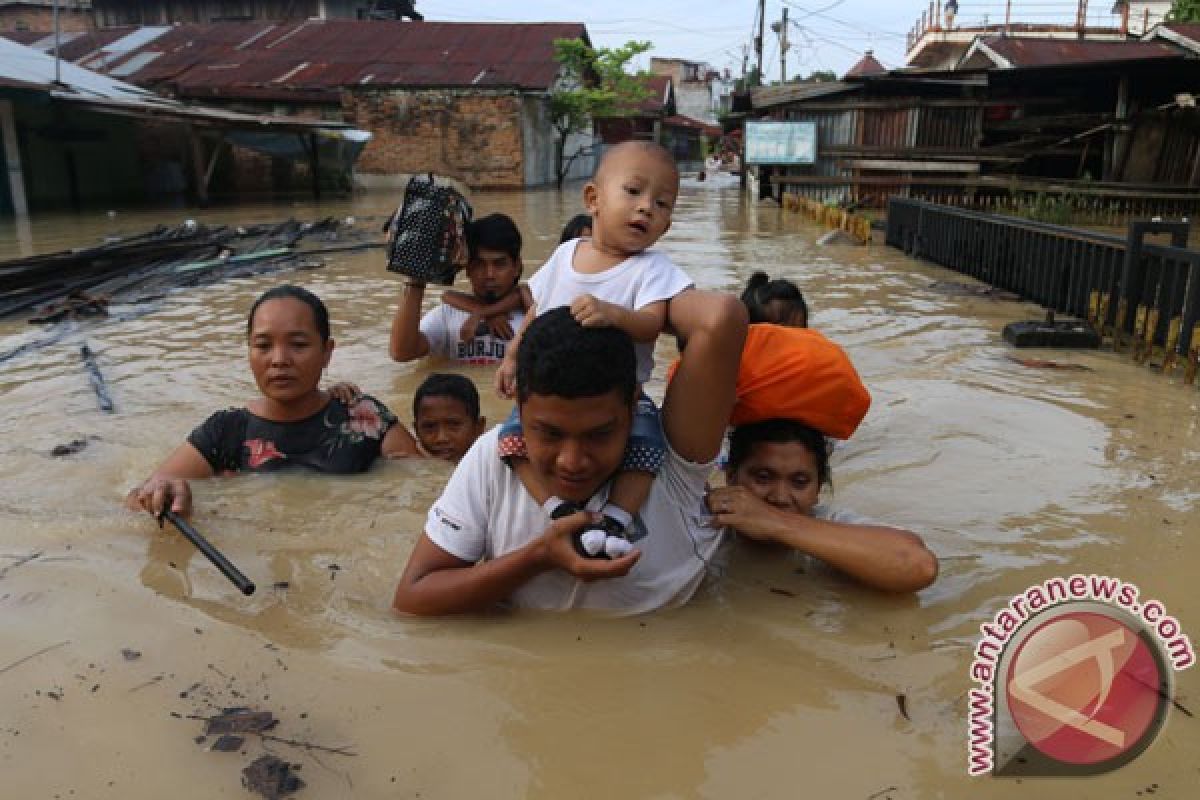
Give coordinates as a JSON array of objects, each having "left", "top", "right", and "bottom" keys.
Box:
[{"left": 1, "top": 186, "right": 1198, "bottom": 798}]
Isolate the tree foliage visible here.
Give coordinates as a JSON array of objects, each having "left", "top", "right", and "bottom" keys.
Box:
[
  {"left": 549, "top": 38, "right": 653, "bottom": 187},
  {"left": 1169, "top": 0, "right": 1200, "bottom": 22}
]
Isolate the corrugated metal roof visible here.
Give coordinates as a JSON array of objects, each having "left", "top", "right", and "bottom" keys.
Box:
[
  {"left": 751, "top": 81, "right": 858, "bottom": 110},
  {"left": 978, "top": 36, "right": 1183, "bottom": 68},
  {"left": 0, "top": 36, "right": 361, "bottom": 135},
  {"left": 0, "top": 34, "right": 168, "bottom": 103},
  {"left": 1154, "top": 23, "right": 1200, "bottom": 54},
  {"left": 45, "top": 20, "right": 589, "bottom": 101},
  {"left": 1163, "top": 23, "right": 1200, "bottom": 42},
  {"left": 0, "top": 27, "right": 141, "bottom": 64}
]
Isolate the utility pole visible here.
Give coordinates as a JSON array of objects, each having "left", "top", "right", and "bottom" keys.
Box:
[
  {"left": 52, "top": 0, "right": 61, "bottom": 84},
  {"left": 755, "top": 0, "right": 765, "bottom": 86},
  {"left": 776, "top": 7, "right": 789, "bottom": 84}
]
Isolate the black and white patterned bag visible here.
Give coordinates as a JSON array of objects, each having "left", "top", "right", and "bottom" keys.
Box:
[{"left": 384, "top": 174, "right": 473, "bottom": 285}]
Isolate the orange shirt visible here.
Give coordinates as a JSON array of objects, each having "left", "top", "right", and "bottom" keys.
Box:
[{"left": 670, "top": 324, "right": 871, "bottom": 439}]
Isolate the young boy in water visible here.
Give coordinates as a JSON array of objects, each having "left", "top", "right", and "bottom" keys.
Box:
[
  {"left": 494, "top": 141, "right": 693, "bottom": 558},
  {"left": 329, "top": 373, "right": 484, "bottom": 463},
  {"left": 411, "top": 373, "right": 487, "bottom": 463}
]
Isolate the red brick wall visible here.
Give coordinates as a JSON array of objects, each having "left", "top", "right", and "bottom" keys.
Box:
[
  {"left": 0, "top": 8, "right": 90, "bottom": 32},
  {"left": 344, "top": 89, "right": 525, "bottom": 189}
]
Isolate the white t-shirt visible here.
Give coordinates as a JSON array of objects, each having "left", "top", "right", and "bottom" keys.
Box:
[
  {"left": 419, "top": 304, "right": 525, "bottom": 365},
  {"left": 425, "top": 427, "right": 725, "bottom": 614},
  {"left": 529, "top": 240, "right": 693, "bottom": 383}
]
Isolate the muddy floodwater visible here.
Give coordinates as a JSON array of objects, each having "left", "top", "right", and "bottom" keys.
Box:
[{"left": 1, "top": 185, "right": 1198, "bottom": 799}]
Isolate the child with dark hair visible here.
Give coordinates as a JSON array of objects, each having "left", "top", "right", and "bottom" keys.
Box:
[
  {"left": 558, "top": 213, "right": 592, "bottom": 244},
  {"left": 494, "top": 142, "right": 694, "bottom": 560},
  {"left": 741, "top": 271, "right": 808, "bottom": 328},
  {"left": 412, "top": 373, "right": 486, "bottom": 463}
]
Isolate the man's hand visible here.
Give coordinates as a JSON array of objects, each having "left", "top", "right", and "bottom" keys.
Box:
[
  {"left": 538, "top": 511, "right": 641, "bottom": 581},
  {"left": 570, "top": 294, "right": 621, "bottom": 328},
  {"left": 495, "top": 357, "right": 517, "bottom": 399},
  {"left": 127, "top": 477, "right": 193, "bottom": 518},
  {"left": 705, "top": 486, "right": 783, "bottom": 543}
]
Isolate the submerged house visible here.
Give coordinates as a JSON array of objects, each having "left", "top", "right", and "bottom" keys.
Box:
[
  {"left": 5, "top": 19, "right": 596, "bottom": 190},
  {"left": 747, "top": 34, "right": 1200, "bottom": 217},
  {"left": 0, "top": 35, "right": 367, "bottom": 214},
  {"left": 593, "top": 72, "right": 722, "bottom": 166}
]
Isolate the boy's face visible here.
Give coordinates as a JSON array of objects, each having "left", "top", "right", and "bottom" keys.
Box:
[
  {"left": 519, "top": 389, "right": 633, "bottom": 504},
  {"left": 584, "top": 150, "right": 678, "bottom": 255},
  {"left": 415, "top": 396, "right": 485, "bottom": 462},
  {"left": 465, "top": 247, "right": 521, "bottom": 303}
]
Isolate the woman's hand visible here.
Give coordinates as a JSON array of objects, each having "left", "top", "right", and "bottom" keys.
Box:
[
  {"left": 127, "top": 477, "right": 193, "bottom": 518},
  {"left": 705, "top": 486, "right": 786, "bottom": 544}
]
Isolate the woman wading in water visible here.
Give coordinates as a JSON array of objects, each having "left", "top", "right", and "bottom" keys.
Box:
[{"left": 127, "top": 285, "right": 419, "bottom": 517}]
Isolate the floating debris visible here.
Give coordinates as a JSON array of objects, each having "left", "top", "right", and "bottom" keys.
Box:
[
  {"left": 1005, "top": 354, "right": 1093, "bottom": 371},
  {"left": 204, "top": 708, "right": 278, "bottom": 736},
  {"left": 242, "top": 755, "right": 305, "bottom": 800},
  {"left": 80, "top": 343, "right": 115, "bottom": 413},
  {"left": 896, "top": 693, "right": 910, "bottom": 722},
  {"left": 0, "top": 218, "right": 381, "bottom": 323},
  {"left": 51, "top": 438, "right": 91, "bottom": 457},
  {"left": 120, "top": 648, "right": 141, "bottom": 661},
  {"left": 211, "top": 735, "right": 245, "bottom": 753},
  {"left": 929, "top": 281, "right": 1019, "bottom": 301}
]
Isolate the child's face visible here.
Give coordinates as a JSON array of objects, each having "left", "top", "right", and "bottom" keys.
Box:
[
  {"left": 728, "top": 441, "right": 821, "bottom": 516},
  {"left": 414, "top": 396, "right": 485, "bottom": 462},
  {"left": 585, "top": 150, "right": 678, "bottom": 255}
]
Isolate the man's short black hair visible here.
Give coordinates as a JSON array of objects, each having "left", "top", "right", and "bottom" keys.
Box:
[
  {"left": 516, "top": 307, "right": 636, "bottom": 406},
  {"left": 466, "top": 213, "right": 522, "bottom": 261},
  {"left": 413, "top": 373, "right": 481, "bottom": 421}
]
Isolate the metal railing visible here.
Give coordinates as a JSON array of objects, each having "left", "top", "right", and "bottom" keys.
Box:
[{"left": 885, "top": 198, "right": 1200, "bottom": 380}]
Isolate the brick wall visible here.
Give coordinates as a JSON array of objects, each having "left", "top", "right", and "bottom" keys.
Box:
[
  {"left": 344, "top": 88, "right": 526, "bottom": 189},
  {"left": 0, "top": 8, "right": 91, "bottom": 32}
]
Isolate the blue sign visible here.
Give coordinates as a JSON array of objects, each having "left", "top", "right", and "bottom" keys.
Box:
[{"left": 745, "top": 121, "right": 817, "bottom": 165}]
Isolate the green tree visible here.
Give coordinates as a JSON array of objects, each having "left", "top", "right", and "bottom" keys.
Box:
[
  {"left": 736, "top": 66, "right": 763, "bottom": 91},
  {"left": 1169, "top": 0, "right": 1200, "bottom": 22},
  {"left": 550, "top": 38, "right": 653, "bottom": 188},
  {"left": 806, "top": 69, "right": 838, "bottom": 83}
]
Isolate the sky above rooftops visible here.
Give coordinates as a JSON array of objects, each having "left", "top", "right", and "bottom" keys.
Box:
[{"left": 416, "top": 1, "right": 1137, "bottom": 79}]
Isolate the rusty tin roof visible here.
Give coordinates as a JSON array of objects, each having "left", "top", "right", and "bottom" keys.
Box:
[{"left": 8, "top": 20, "right": 589, "bottom": 103}]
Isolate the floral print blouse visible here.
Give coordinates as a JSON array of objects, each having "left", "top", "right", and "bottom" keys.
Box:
[{"left": 187, "top": 395, "right": 397, "bottom": 475}]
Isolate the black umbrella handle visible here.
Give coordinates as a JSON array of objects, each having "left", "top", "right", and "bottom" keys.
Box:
[{"left": 159, "top": 509, "right": 256, "bottom": 596}]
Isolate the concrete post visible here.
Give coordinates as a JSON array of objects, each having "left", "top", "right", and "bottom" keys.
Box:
[{"left": 0, "top": 99, "right": 29, "bottom": 217}]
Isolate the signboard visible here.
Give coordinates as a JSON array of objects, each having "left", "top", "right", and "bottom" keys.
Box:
[{"left": 745, "top": 121, "right": 817, "bottom": 165}]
